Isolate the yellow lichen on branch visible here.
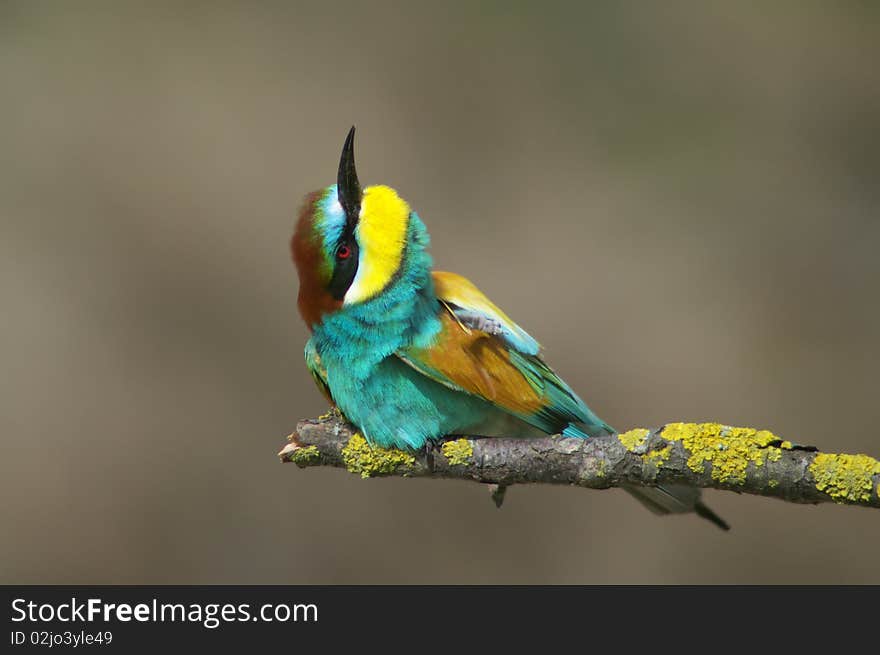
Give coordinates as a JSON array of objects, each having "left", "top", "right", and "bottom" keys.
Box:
[
  {"left": 441, "top": 438, "right": 474, "bottom": 466},
  {"left": 341, "top": 433, "right": 416, "bottom": 478},
  {"left": 618, "top": 428, "right": 671, "bottom": 471},
  {"left": 809, "top": 453, "right": 880, "bottom": 504},
  {"left": 618, "top": 428, "right": 651, "bottom": 452},
  {"left": 664, "top": 422, "right": 796, "bottom": 484},
  {"left": 288, "top": 444, "right": 320, "bottom": 466}
]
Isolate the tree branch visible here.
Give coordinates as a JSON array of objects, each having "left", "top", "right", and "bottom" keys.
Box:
[{"left": 279, "top": 413, "right": 880, "bottom": 509}]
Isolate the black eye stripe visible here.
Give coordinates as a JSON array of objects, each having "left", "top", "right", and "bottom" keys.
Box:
[{"left": 328, "top": 237, "right": 358, "bottom": 300}]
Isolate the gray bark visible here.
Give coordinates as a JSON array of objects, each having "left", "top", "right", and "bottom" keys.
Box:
[{"left": 280, "top": 414, "right": 880, "bottom": 510}]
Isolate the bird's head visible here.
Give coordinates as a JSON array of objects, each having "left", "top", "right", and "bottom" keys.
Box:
[{"left": 291, "top": 127, "right": 424, "bottom": 329}]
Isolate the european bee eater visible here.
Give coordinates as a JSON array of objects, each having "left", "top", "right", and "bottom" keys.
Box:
[{"left": 291, "top": 127, "right": 728, "bottom": 530}]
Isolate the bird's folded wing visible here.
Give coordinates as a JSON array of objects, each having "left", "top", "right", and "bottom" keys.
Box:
[
  {"left": 397, "top": 271, "right": 593, "bottom": 433},
  {"left": 430, "top": 270, "right": 540, "bottom": 355}
]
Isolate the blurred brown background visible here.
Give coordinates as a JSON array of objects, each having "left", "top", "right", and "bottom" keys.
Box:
[{"left": 2, "top": 2, "right": 878, "bottom": 584}]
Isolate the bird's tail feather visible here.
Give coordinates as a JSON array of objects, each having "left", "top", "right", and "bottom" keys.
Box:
[{"left": 622, "top": 483, "right": 730, "bottom": 531}]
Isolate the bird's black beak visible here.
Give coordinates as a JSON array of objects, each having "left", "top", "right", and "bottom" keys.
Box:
[{"left": 337, "top": 126, "right": 361, "bottom": 226}]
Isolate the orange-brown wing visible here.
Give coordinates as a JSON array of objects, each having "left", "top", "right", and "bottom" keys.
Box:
[
  {"left": 400, "top": 308, "right": 547, "bottom": 416},
  {"left": 398, "top": 272, "right": 600, "bottom": 434},
  {"left": 431, "top": 271, "right": 540, "bottom": 355}
]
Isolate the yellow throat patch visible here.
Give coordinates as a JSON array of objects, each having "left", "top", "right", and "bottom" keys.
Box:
[{"left": 345, "top": 185, "right": 410, "bottom": 304}]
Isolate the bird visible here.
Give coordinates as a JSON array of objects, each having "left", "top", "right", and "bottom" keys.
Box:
[{"left": 290, "top": 127, "right": 729, "bottom": 530}]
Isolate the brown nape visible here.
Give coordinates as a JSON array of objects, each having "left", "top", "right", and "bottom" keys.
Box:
[{"left": 290, "top": 190, "right": 342, "bottom": 330}]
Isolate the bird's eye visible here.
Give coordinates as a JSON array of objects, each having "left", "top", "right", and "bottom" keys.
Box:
[{"left": 336, "top": 244, "right": 351, "bottom": 260}]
